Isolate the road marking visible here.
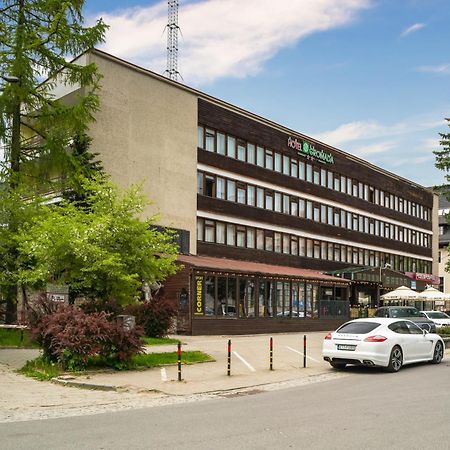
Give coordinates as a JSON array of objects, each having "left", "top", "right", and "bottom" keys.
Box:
[
  {"left": 286, "top": 346, "right": 321, "bottom": 363},
  {"left": 160, "top": 368, "right": 167, "bottom": 381},
  {"left": 233, "top": 351, "right": 256, "bottom": 372}
]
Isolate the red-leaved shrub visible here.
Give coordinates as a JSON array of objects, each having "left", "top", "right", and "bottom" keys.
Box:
[
  {"left": 125, "top": 297, "right": 176, "bottom": 338},
  {"left": 31, "top": 304, "right": 143, "bottom": 369}
]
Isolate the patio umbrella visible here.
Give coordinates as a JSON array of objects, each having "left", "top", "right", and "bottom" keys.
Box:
[
  {"left": 380, "top": 285, "right": 419, "bottom": 300},
  {"left": 418, "top": 286, "right": 450, "bottom": 301}
]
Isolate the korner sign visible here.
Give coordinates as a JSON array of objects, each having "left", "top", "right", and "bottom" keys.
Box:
[{"left": 287, "top": 137, "right": 334, "bottom": 164}]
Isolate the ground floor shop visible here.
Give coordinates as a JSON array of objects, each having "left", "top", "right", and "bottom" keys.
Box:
[{"left": 164, "top": 255, "right": 350, "bottom": 335}]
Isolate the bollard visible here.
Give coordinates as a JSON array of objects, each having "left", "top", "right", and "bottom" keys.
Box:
[
  {"left": 270, "top": 337, "right": 273, "bottom": 371},
  {"left": 303, "top": 334, "right": 307, "bottom": 368},
  {"left": 227, "top": 339, "right": 231, "bottom": 376},
  {"left": 20, "top": 328, "right": 24, "bottom": 346},
  {"left": 177, "top": 342, "right": 182, "bottom": 381}
]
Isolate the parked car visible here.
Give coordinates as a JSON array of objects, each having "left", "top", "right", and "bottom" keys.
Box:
[
  {"left": 374, "top": 306, "right": 436, "bottom": 332},
  {"left": 419, "top": 311, "right": 450, "bottom": 328},
  {"left": 322, "top": 318, "right": 444, "bottom": 372}
]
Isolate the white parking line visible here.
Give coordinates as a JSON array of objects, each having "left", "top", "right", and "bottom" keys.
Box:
[
  {"left": 286, "top": 346, "right": 321, "bottom": 363},
  {"left": 160, "top": 368, "right": 167, "bottom": 381},
  {"left": 233, "top": 351, "right": 256, "bottom": 372}
]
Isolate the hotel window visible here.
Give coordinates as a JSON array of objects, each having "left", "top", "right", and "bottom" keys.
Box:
[
  {"left": 352, "top": 214, "right": 359, "bottom": 231},
  {"left": 321, "top": 169, "right": 327, "bottom": 187},
  {"left": 340, "top": 176, "right": 346, "bottom": 193},
  {"left": 265, "top": 231, "right": 274, "bottom": 251},
  {"left": 340, "top": 210, "right": 346, "bottom": 228},
  {"left": 283, "top": 156, "right": 290, "bottom": 175},
  {"left": 369, "top": 187, "right": 375, "bottom": 203},
  {"left": 299, "top": 161, "right": 305, "bottom": 179},
  {"left": 313, "top": 204, "right": 320, "bottom": 222},
  {"left": 256, "top": 188, "right": 264, "bottom": 208},
  {"left": 306, "top": 239, "right": 313, "bottom": 257},
  {"left": 291, "top": 237, "right": 298, "bottom": 255},
  {"left": 283, "top": 194, "right": 290, "bottom": 214},
  {"left": 357, "top": 183, "right": 363, "bottom": 199},
  {"left": 320, "top": 205, "right": 327, "bottom": 224},
  {"left": 299, "top": 199, "right": 305, "bottom": 218},
  {"left": 327, "top": 206, "right": 333, "bottom": 225},
  {"left": 227, "top": 224, "right": 235, "bottom": 246},
  {"left": 197, "top": 126, "right": 204, "bottom": 148},
  {"left": 216, "top": 222, "right": 225, "bottom": 244},
  {"left": 247, "top": 143, "right": 255, "bottom": 163},
  {"left": 274, "top": 192, "right": 282, "bottom": 212},
  {"left": 197, "top": 172, "right": 203, "bottom": 195},
  {"left": 347, "top": 212, "right": 352, "bottom": 230},
  {"left": 216, "top": 177, "right": 225, "bottom": 199},
  {"left": 256, "top": 146, "right": 264, "bottom": 167},
  {"left": 205, "top": 220, "right": 215, "bottom": 243},
  {"left": 364, "top": 184, "right": 369, "bottom": 201},
  {"left": 217, "top": 132, "right": 226, "bottom": 155},
  {"left": 347, "top": 177, "right": 352, "bottom": 195},
  {"left": 227, "top": 136, "right": 236, "bottom": 158},
  {"left": 256, "top": 229, "right": 264, "bottom": 249},
  {"left": 314, "top": 241, "right": 321, "bottom": 259},
  {"left": 334, "top": 209, "right": 340, "bottom": 227},
  {"left": 306, "top": 201, "right": 313, "bottom": 220},
  {"left": 246, "top": 228, "right": 255, "bottom": 248},
  {"left": 379, "top": 190, "right": 384, "bottom": 206},
  {"left": 321, "top": 242, "right": 328, "bottom": 260},
  {"left": 265, "top": 191, "right": 274, "bottom": 210},
  {"left": 291, "top": 198, "right": 298, "bottom": 216},
  {"left": 313, "top": 168, "right": 320, "bottom": 185},
  {"left": 328, "top": 171, "right": 334, "bottom": 189},
  {"left": 375, "top": 220, "right": 380, "bottom": 236},
  {"left": 237, "top": 184, "right": 246, "bottom": 204},
  {"left": 334, "top": 176, "right": 340, "bottom": 191},
  {"left": 328, "top": 243, "right": 334, "bottom": 260},
  {"left": 306, "top": 163, "right": 313, "bottom": 182},
  {"left": 236, "top": 226, "right": 246, "bottom": 247},
  {"left": 283, "top": 235, "right": 290, "bottom": 254},
  {"left": 352, "top": 182, "right": 358, "bottom": 197},
  {"left": 274, "top": 153, "right": 282, "bottom": 172},
  {"left": 237, "top": 140, "right": 246, "bottom": 161},
  {"left": 197, "top": 218, "right": 204, "bottom": 241},
  {"left": 247, "top": 185, "right": 255, "bottom": 206},
  {"left": 299, "top": 238, "right": 306, "bottom": 256},
  {"left": 274, "top": 232, "right": 282, "bottom": 253},
  {"left": 265, "top": 150, "right": 274, "bottom": 170},
  {"left": 205, "top": 129, "right": 215, "bottom": 152},
  {"left": 205, "top": 175, "right": 215, "bottom": 197},
  {"left": 369, "top": 219, "right": 374, "bottom": 235},
  {"left": 291, "top": 159, "right": 298, "bottom": 178},
  {"left": 227, "top": 180, "right": 236, "bottom": 201},
  {"left": 334, "top": 245, "right": 341, "bottom": 262}
]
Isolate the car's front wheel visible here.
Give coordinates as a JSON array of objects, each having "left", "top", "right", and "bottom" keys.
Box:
[
  {"left": 386, "top": 346, "right": 403, "bottom": 373},
  {"left": 431, "top": 341, "right": 444, "bottom": 364},
  {"left": 330, "top": 362, "right": 346, "bottom": 370}
]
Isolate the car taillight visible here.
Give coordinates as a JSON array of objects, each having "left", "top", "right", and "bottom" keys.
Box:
[
  {"left": 324, "top": 332, "right": 332, "bottom": 340},
  {"left": 364, "top": 335, "right": 387, "bottom": 342}
]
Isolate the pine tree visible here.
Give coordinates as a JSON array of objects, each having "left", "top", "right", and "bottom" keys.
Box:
[
  {"left": 434, "top": 118, "right": 450, "bottom": 183},
  {"left": 0, "top": 1, "right": 107, "bottom": 322}
]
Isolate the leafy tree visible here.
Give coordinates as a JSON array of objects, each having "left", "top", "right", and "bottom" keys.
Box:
[
  {"left": 17, "top": 176, "right": 180, "bottom": 305},
  {"left": 0, "top": 0, "right": 107, "bottom": 321}
]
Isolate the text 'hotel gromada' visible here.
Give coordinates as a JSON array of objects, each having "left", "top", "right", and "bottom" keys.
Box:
[{"left": 63, "top": 49, "right": 438, "bottom": 335}]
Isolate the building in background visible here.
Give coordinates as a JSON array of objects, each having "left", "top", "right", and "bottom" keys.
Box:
[
  {"left": 438, "top": 194, "right": 450, "bottom": 294},
  {"left": 57, "top": 49, "right": 438, "bottom": 334}
]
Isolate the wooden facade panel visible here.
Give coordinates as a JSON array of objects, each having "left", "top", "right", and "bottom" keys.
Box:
[
  {"left": 191, "top": 317, "right": 345, "bottom": 335},
  {"left": 198, "top": 149, "right": 432, "bottom": 231},
  {"left": 198, "top": 195, "right": 432, "bottom": 258},
  {"left": 198, "top": 99, "right": 433, "bottom": 209}
]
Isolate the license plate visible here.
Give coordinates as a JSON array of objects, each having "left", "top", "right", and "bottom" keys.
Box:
[{"left": 337, "top": 344, "right": 356, "bottom": 351}]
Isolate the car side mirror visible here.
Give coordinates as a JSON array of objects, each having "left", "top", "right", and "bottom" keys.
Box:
[{"left": 422, "top": 329, "right": 428, "bottom": 335}]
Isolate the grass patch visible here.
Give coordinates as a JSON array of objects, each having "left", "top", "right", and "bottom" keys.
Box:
[
  {"left": 0, "top": 328, "right": 38, "bottom": 348},
  {"left": 19, "top": 351, "right": 214, "bottom": 380},
  {"left": 141, "top": 336, "right": 180, "bottom": 346}
]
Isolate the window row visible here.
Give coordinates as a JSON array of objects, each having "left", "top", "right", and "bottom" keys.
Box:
[
  {"left": 197, "top": 171, "right": 431, "bottom": 248},
  {"left": 196, "top": 217, "right": 432, "bottom": 274},
  {"left": 197, "top": 125, "right": 431, "bottom": 222},
  {"left": 196, "top": 274, "right": 348, "bottom": 319}
]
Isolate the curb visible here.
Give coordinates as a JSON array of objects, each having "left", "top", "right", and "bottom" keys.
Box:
[{"left": 51, "top": 377, "right": 118, "bottom": 392}]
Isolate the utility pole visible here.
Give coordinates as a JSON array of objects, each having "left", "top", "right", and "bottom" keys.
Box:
[{"left": 165, "top": 0, "right": 181, "bottom": 81}]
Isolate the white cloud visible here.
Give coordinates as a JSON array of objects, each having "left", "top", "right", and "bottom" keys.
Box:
[
  {"left": 352, "top": 140, "right": 397, "bottom": 157},
  {"left": 417, "top": 63, "right": 450, "bottom": 75},
  {"left": 400, "top": 23, "right": 425, "bottom": 37},
  {"left": 94, "top": 0, "right": 371, "bottom": 84}
]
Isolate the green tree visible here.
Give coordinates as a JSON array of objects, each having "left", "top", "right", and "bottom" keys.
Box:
[
  {"left": 0, "top": 0, "right": 107, "bottom": 321},
  {"left": 17, "top": 176, "right": 180, "bottom": 305},
  {"left": 435, "top": 118, "right": 450, "bottom": 178}
]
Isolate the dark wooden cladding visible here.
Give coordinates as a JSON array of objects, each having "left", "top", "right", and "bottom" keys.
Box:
[
  {"left": 198, "top": 99, "right": 433, "bottom": 208},
  {"left": 198, "top": 195, "right": 432, "bottom": 258},
  {"left": 198, "top": 242, "right": 354, "bottom": 272},
  {"left": 192, "top": 317, "right": 345, "bottom": 335},
  {"left": 198, "top": 149, "right": 432, "bottom": 231}
]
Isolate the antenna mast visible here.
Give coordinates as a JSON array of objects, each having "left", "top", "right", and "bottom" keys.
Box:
[{"left": 165, "top": 1, "right": 181, "bottom": 81}]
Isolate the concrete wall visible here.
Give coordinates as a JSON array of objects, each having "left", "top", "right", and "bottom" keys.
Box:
[{"left": 87, "top": 52, "right": 198, "bottom": 253}]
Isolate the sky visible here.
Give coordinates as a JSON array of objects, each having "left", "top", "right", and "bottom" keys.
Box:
[{"left": 84, "top": 0, "right": 450, "bottom": 187}]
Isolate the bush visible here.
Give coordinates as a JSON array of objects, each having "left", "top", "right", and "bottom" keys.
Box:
[
  {"left": 31, "top": 304, "right": 144, "bottom": 370},
  {"left": 125, "top": 297, "right": 176, "bottom": 338},
  {"left": 438, "top": 326, "right": 450, "bottom": 336},
  {"left": 79, "top": 298, "right": 123, "bottom": 317}
]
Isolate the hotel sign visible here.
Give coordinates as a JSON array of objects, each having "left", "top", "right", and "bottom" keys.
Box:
[
  {"left": 405, "top": 272, "right": 440, "bottom": 285},
  {"left": 287, "top": 137, "right": 334, "bottom": 164},
  {"left": 194, "top": 276, "right": 204, "bottom": 316}
]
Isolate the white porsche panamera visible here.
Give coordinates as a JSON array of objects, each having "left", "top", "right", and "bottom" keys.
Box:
[{"left": 322, "top": 318, "right": 445, "bottom": 372}]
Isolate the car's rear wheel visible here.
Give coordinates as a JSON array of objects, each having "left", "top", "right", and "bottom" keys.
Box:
[
  {"left": 431, "top": 341, "right": 444, "bottom": 364},
  {"left": 386, "top": 346, "right": 403, "bottom": 373},
  {"left": 330, "top": 362, "right": 346, "bottom": 370}
]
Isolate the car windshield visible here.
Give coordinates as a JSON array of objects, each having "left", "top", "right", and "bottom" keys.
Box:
[
  {"left": 391, "top": 308, "right": 419, "bottom": 318},
  {"left": 336, "top": 322, "right": 381, "bottom": 334},
  {"left": 427, "top": 312, "right": 449, "bottom": 319}
]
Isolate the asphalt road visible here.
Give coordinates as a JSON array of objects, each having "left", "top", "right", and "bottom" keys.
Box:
[{"left": 2, "top": 361, "right": 450, "bottom": 450}]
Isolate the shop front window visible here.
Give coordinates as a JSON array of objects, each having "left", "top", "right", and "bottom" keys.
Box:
[{"left": 205, "top": 277, "right": 215, "bottom": 316}]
